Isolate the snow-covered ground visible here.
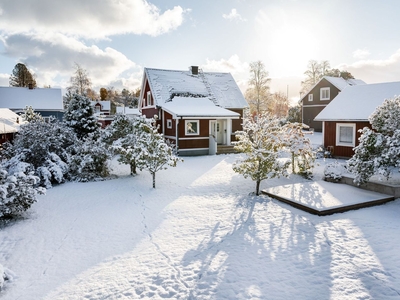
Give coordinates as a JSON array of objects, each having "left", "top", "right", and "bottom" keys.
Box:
[{"left": 1, "top": 133, "right": 400, "bottom": 299}]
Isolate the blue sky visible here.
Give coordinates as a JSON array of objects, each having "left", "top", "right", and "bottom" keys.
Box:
[{"left": 1, "top": 0, "right": 400, "bottom": 102}]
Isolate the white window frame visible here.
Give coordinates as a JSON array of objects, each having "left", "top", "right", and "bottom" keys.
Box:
[
  {"left": 167, "top": 119, "right": 172, "bottom": 129},
  {"left": 320, "top": 87, "right": 330, "bottom": 100},
  {"left": 336, "top": 123, "right": 356, "bottom": 147},
  {"left": 146, "top": 91, "right": 152, "bottom": 107},
  {"left": 308, "top": 94, "right": 313, "bottom": 101},
  {"left": 185, "top": 120, "right": 200, "bottom": 136}
]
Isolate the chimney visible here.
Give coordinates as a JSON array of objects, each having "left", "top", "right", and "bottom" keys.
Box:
[
  {"left": 28, "top": 82, "right": 33, "bottom": 89},
  {"left": 190, "top": 66, "right": 199, "bottom": 75}
]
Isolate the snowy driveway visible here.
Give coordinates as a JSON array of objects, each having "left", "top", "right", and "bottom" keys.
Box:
[{"left": 1, "top": 155, "right": 400, "bottom": 299}]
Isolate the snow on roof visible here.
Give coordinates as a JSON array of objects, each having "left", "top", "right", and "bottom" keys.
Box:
[
  {"left": 0, "top": 86, "right": 63, "bottom": 111},
  {"left": 116, "top": 107, "right": 140, "bottom": 115},
  {"left": 162, "top": 97, "right": 240, "bottom": 118},
  {"left": 145, "top": 68, "right": 248, "bottom": 109},
  {"left": 0, "top": 108, "right": 26, "bottom": 134},
  {"left": 90, "top": 101, "right": 110, "bottom": 110},
  {"left": 315, "top": 81, "right": 400, "bottom": 121}
]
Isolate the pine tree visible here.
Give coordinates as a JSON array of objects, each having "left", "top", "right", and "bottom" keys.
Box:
[
  {"left": 9, "top": 63, "right": 37, "bottom": 88},
  {"left": 21, "top": 106, "right": 44, "bottom": 123},
  {"left": 63, "top": 93, "right": 100, "bottom": 140},
  {"left": 233, "top": 114, "right": 289, "bottom": 195}
]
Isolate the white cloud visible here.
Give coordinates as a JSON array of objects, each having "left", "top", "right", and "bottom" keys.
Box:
[
  {"left": 353, "top": 48, "right": 371, "bottom": 60},
  {"left": 222, "top": 9, "right": 246, "bottom": 22},
  {"left": 2, "top": 32, "right": 141, "bottom": 90},
  {"left": 0, "top": 0, "right": 185, "bottom": 39},
  {"left": 0, "top": 73, "right": 8, "bottom": 86},
  {"left": 339, "top": 49, "right": 400, "bottom": 83}
]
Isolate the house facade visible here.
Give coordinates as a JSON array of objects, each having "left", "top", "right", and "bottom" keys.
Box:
[
  {"left": 301, "top": 76, "right": 365, "bottom": 132},
  {"left": 139, "top": 67, "right": 248, "bottom": 156},
  {"left": 90, "top": 100, "right": 113, "bottom": 128},
  {"left": 315, "top": 81, "right": 400, "bottom": 158},
  {"left": 0, "top": 86, "right": 64, "bottom": 121}
]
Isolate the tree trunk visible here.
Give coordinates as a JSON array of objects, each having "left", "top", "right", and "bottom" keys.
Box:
[
  {"left": 130, "top": 160, "right": 136, "bottom": 175},
  {"left": 256, "top": 180, "right": 260, "bottom": 196},
  {"left": 152, "top": 172, "right": 156, "bottom": 188}
]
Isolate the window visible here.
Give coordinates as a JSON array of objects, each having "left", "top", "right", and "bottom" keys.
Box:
[
  {"left": 146, "top": 91, "right": 152, "bottom": 106},
  {"left": 336, "top": 123, "right": 356, "bottom": 147},
  {"left": 185, "top": 120, "right": 199, "bottom": 135},
  {"left": 320, "top": 87, "right": 330, "bottom": 100},
  {"left": 308, "top": 94, "right": 313, "bottom": 101},
  {"left": 167, "top": 119, "right": 172, "bottom": 129}
]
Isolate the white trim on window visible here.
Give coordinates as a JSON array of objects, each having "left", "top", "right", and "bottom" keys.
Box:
[
  {"left": 185, "top": 120, "right": 199, "bottom": 136},
  {"left": 336, "top": 123, "right": 356, "bottom": 147},
  {"left": 320, "top": 87, "right": 330, "bottom": 100},
  {"left": 308, "top": 94, "right": 313, "bottom": 101},
  {"left": 167, "top": 119, "right": 172, "bottom": 129},
  {"left": 146, "top": 91, "right": 152, "bottom": 107}
]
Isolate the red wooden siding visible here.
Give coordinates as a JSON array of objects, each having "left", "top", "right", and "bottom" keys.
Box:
[
  {"left": 163, "top": 111, "right": 176, "bottom": 137},
  {"left": 323, "top": 121, "right": 371, "bottom": 157}
]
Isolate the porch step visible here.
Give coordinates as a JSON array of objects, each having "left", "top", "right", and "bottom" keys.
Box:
[{"left": 217, "top": 145, "right": 237, "bottom": 154}]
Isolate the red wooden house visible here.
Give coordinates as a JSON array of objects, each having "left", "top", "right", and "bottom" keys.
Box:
[
  {"left": 139, "top": 66, "right": 248, "bottom": 156},
  {"left": 315, "top": 81, "right": 400, "bottom": 158},
  {"left": 0, "top": 108, "right": 26, "bottom": 146},
  {"left": 301, "top": 76, "right": 365, "bottom": 132}
]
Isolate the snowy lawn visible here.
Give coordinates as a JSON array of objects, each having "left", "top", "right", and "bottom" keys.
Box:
[{"left": 1, "top": 150, "right": 400, "bottom": 299}]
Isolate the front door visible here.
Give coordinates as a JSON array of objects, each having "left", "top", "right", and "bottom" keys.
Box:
[{"left": 216, "top": 120, "right": 226, "bottom": 144}]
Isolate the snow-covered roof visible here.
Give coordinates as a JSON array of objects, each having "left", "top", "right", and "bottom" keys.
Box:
[
  {"left": 144, "top": 68, "right": 248, "bottom": 109},
  {"left": 162, "top": 97, "right": 240, "bottom": 118},
  {"left": 315, "top": 81, "right": 400, "bottom": 121},
  {"left": 0, "top": 108, "right": 26, "bottom": 134},
  {"left": 116, "top": 107, "right": 140, "bottom": 115},
  {"left": 90, "top": 101, "right": 110, "bottom": 110},
  {"left": 0, "top": 86, "right": 63, "bottom": 111},
  {"left": 301, "top": 76, "right": 365, "bottom": 101}
]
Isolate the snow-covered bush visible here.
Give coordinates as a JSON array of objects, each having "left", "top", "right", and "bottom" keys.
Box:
[
  {"left": 233, "top": 114, "right": 289, "bottom": 195},
  {"left": 324, "top": 161, "right": 346, "bottom": 182},
  {"left": 348, "top": 96, "right": 400, "bottom": 184},
  {"left": 2, "top": 119, "right": 76, "bottom": 188},
  {"left": 63, "top": 93, "right": 100, "bottom": 140},
  {"left": 69, "top": 134, "right": 111, "bottom": 182},
  {"left": 0, "top": 162, "right": 45, "bottom": 219}
]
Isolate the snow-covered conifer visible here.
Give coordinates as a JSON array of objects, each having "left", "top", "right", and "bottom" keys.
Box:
[
  {"left": 233, "top": 114, "right": 289, "bottom": 195},
  {"left": 63, "top": 93, "right": 100, "bottom": 139},
  {"left": 0, "top": 162, "right": 45, "bottom": 218},
  {"left": 20, "top": 105, "right": 44, "bottom": 123},
  {"left": 2, "top": 119, "right": 76, "bottom": 187},
  {"left": 348, "top": 96, "right": 400, "bottom": 184},
  {"left": 69, "top": 133, "right": 111, "bottom": 182}
]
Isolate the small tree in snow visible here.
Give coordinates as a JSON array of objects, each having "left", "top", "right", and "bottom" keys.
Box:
[
  {"left": 284, "top": 122, "right": 315, "bottom": 177},
  {"left": 63, "top": 93, "right": 100, "bottom": 140},
  {"left": 348, "top": 96, "right": 400, "bottom": 184},
  {"left": 136, "top": 118, "right": 181, "bottom": 188},
  {"left": 233, "top": 114, "right": 289, "bottom": 195},
  {"left": 20, "top": 106, "right": 43, "bottom": 123}
]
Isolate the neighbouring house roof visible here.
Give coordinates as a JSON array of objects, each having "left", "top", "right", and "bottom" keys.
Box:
[
  {"left": 116, "top": 107, "right": 140, "bottom": 115},
  {"left": 0, "top": 86, "right": 63, "bottom": 111},
  {"left": 162, "top": 97, "right": 240, "bottom": 118},
  {"left": 90, "top": 101, "right": 110, "bottom": 111},
  {"left": 315, "top": 81, "right": 400, "bottom": 121},
  {"left": 0, "top": 108, "right": 27, "bottom": 134},
  {"left": 301, "top": 76, "right": 366, "bottom": 101},
  {"left": 143, "top": 67, "right": 248, "bottom": 110}
]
